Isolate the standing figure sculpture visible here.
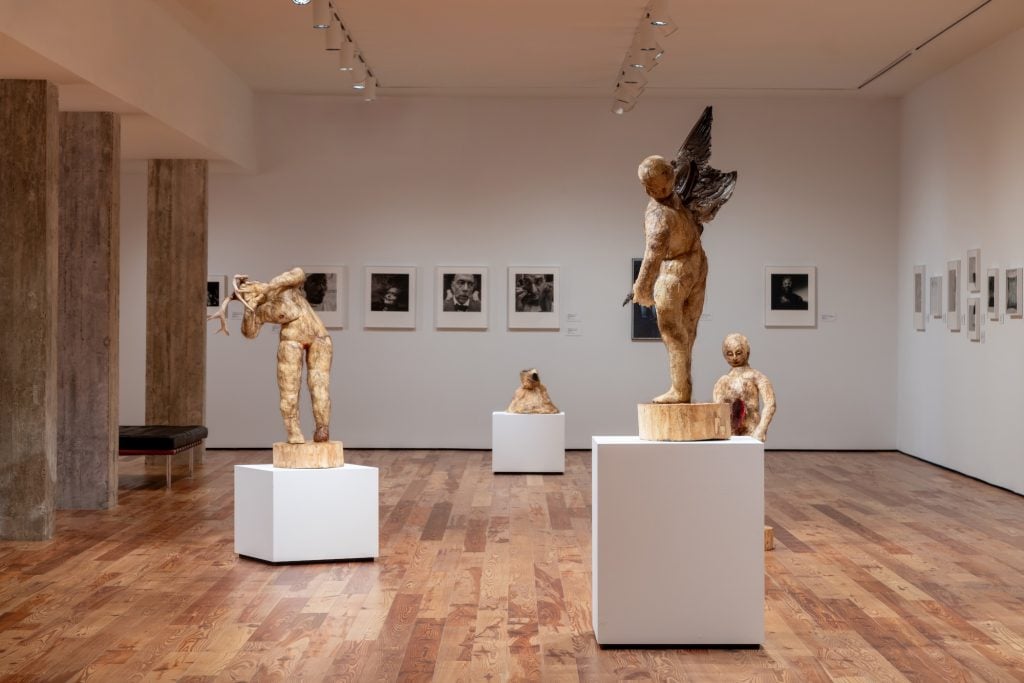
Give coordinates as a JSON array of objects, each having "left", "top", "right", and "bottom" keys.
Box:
[
  {"left": 629, "top": 106, "right": 737, "bottom": 404},
  {"left": 209, "top": 268, "right": 333, "bottom": 444},
  {"left": 712, "top": 333, "right": 775, "bottom": 442}
]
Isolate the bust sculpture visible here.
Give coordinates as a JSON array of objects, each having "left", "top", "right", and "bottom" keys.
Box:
[
  {"left": 507, "top": 368, "right": 559, "bottom": 414},
  {"left": 712, "top": 333, "right": 776, "bottom": 442}
]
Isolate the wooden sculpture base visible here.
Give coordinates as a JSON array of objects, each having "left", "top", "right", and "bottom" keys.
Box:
[
  {"left": 637, "top": 402, "right": 731, "bottom": 442},
  {"left": 272, "top": 441, "right": 345, "bottom": 469}
]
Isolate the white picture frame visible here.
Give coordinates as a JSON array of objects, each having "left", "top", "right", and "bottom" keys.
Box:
[
  {"left": 967, "top": 297, "right": 981, "bottom": 341},
  {"left": 764, "top": 266, "right": 816, "bottom": 328},
  {"left": 1007, "top": 267, "right": 1022, "bottom": 318},
  {"left": 207, "top": 273, "right": 227, "bottom": 313},
  {"left": 913, "top": 265, "right": 926, "bottom": 331},
  {"left": 299, "top": 265, "right": 347, "bottom": 329},
  {"left": 365, "top": 266, "right": 416, "bottom": 329},
  {"left": 508, "top": 267, "right": 559, "bottom": 330},
  {"left": 929, "top": 275, "right": 943, "bottom": 319},
  {"left": 435, "top": 266, "right": 488, "bottom": 330},
  {"left": 986, "top": 267, "right": 999, "bottom": 321},
  {"left": 947, "top": 259, "right": 961, "bottom": 332},
  {"left": 967, "top": 248, "right": 980, "bottom": 293}
]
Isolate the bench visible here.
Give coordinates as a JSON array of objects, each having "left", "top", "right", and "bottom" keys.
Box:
[{"left": 119, "top": 425, "right": 208, "bottom": 489}]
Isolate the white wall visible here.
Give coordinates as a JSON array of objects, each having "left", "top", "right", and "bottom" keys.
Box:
[
  {"left": 120, "top": 94, "right": 900, "bottom": 450},
  {"left": 898, "top": 27, "right": 1024, "bottom": 494}
]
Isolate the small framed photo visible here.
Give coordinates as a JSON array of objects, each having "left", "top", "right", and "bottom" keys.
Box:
[
  {"left": 764, "top": 266, "right": 816, "bottom": 328},
  {"left": 631, "top": 258, "right": 661, "bottom": 340},
  {"left": 913, "top": 265, "right": 926, "bottom": 331},
  {"left": 207, "top": 274, "right": 227, "bottom": 312},
  {"left": 1007, "top": 267, "right": 1022, "bottom": 318},
  {"left": 967, "top": 248, "right": 980, "bottom": 293},
  {"left": 986, "top": 267, "right": 999, "bottom": 321},
  {"left": 508, "top": 267, "right": 559, "bottom": 330},
  {"left": 365, "top": 267, "right": 416, "bottom": 329},
  {"left": 299, "top": 266, "right": 346, "bottom": 328},
  {"left": 929, "top": 275, "right": 943, "bottom": 319},
  {"left": 435, "top": 267, "right": 487, "bottom": 330},
  {"left": 967, "top": 297, "right": 981, "bottom": 341},
  {"left": 947, "top": 259, "right": 961, "bottom": 332}
]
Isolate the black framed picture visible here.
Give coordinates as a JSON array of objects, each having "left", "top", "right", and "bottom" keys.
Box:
[{"left": 631, "top": 258, "right": 660, "bottom": 340}]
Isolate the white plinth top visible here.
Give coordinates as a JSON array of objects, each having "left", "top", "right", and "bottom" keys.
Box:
[
  {"left": 236, "top": 463, "right": 376, "bottom": 473},
  {"left": 593, "top": 435, "right": 761, "bottom": 446}
]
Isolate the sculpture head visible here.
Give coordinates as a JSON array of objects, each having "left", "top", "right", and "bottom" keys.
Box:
[
  {"left": 519, "top": 368, "right": 541, "bottom": 389},
  {"left": 722, "top": 333, "right": 750, "bottom": 368},
  {"left": 638, "top": 155, "right": 674, "bottom": 200}
]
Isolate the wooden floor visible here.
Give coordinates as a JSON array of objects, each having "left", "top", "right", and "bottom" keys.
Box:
[{"left": 1, "top": 450, "right": 1024, "bottom": 682}]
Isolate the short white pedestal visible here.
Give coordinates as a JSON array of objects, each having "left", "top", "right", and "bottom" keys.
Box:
[
  {"left": 234, "top": 464, "right": 379, "bottom": 563},
  {"left": 492, "top": 411, "right": 565, "bottom": 473},
  {"left": 592, "top": 436, "right": 764, "bottom": 646}
]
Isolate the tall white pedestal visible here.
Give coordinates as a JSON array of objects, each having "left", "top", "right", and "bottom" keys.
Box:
[
  {"left": 592, "top": 436, "right": 764, "bottom": 646},
  {"left": 492, "top": 411, "right": 565, "bottom": 473},
  {"left": 234, "top": 464, "right": 379, "bottom": 563}
]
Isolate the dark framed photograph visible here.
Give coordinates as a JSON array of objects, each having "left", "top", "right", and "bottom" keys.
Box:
[
  {"left": 929, "top": 275, "right": 943, "bottom": 319},
  {"left": 967, "top": 248, "right": 980, "bottom": 293},
  {"left": 764, "top": 266, "right": 816, "bottom": 327},
  {"left": 967, "top": 297, "right": 981, "bottom": 342},
  {"left": 987, "top": 267, "right": 999, "bottom": 321},
  {"left": 435, "top": 266, "right": 487, "bottom": 329},
  {"left": 299, "top": 265, "right": 346, "bottom": 328},
  {"left": 207, "top": 274, "right": 227, "bottom": 312},
  {"left": 631, "top": 257, "right": 660, "bottom": 340},
  {"left": 1007, "top": 267, "right": 1022, "bottom": 318},
  {"left": 947, "top": 259, "right": 961, "bottom": 332},
  {"left": 365, "top": 266, "right": 416, "bottom": 328},
  {"left": 508, "top": 267, "right": 558, "bottom": 329},
  {"left": 913, "top": 265, "right": 925, "bottom": 331}
]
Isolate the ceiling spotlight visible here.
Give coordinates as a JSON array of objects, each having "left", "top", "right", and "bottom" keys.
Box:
[
  {"left": 325, "top": 19, "right": 343, "bottom": 50},
  {"left": 648, "top": 0, "right": 671, "bottom": 27},
  {"left": 611, "top": 1, "right": 669, "bottom": 114},
  {"left": 612, "top": 98, "right": 636, "bottom": 115},
  {"left": 312, "top": 0, "right": 331, "bottom": 29},
  {"left": 362, "top": 77, "right": 377, "bottom": 101},
  {"left": 292, "top": 0, "right": 311, "bottom": 5},
  {"left": 351, "top": 60, "right": 368, "bottom": 88},
  {"left": 620, "top": 68, "right": 648, "bottom": 89},
  {"left": 626, "top": 48, "right": 658, "bottom": 71},
  {"left": 338, "top": 40, "right": 355, "bottom": 70}
]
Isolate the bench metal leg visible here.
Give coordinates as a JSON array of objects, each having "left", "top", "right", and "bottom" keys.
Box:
[
  {"left": 188, "top": 448, "right": 194, "bottom": 479},
  {"left": 166, "top": 456, "right": 172, "bottom": 489}
]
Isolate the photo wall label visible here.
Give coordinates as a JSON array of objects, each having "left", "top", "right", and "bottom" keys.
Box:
[
  {"left": 508, "top": 267, "right": 559, "bottom": 329},
  {"left": 764, "top": 266, "right": 816, "bottom": 328},
  {"left": 929, "top": 275, "right": 943, "bottom": 319},
  {"left": 947, "top": 259, "right": 961, "bottom": 332},
  {"left": 987, "top": 267, "right": 999, "bottom": 321},
  {"left": 300, "top": 265, "right": 346, "bottom": 328},
  {"left": 913, "top": 265, "right": 925, "bottom": 331},
  {"left": 365, "top": 266, "right": 416, "bottom": 329},
  {"left": 435, "top": 266, "right": 487, "bottom": 329},
  {"left": 207, "top": 273, "right": 227, "bottom": 313},
  {"left": 1007, "top": 267, "right": 1022, "bottom": 318},
  {"left": 967, "top": 249, "right": 981, "bottom": 293},
  {"left": 631, "top": 258, "right": 661, "bottom": 340}
]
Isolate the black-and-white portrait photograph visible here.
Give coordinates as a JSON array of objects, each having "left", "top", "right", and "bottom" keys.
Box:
[
  {"left": 299, "top": 265, "right": 346, "bottom": 328},
  {"left": 207, "top": 274, "right": 226, "bottom": 312},
  {"left": 770, "top": 273, "right": 809, "bottom": 311},
  {"left": 508, "top": 267, "right": 559, "bottom": 329},
  {"left": 968, "top": 297, "right": 981, "bottom": 341},
  {"left": 631, "top": 258, "right": 660, "bottom": 340},
  {"left": 930, "top": 275, "right": 943, "bottom": 319},
  {"left": 435, "top": 267, "right": 487, "bottom": 329},
  {"left": 913, "top": 265, "right": 925, "bottom": 331},
  {"left": 987, "top": 267, "right": 999, "bottom": 321},
  {"left": 365, "top": 266, "right": 417, "bottom": 328},
  {"left": 947, "top": 259, "right": 961, "bottom": 332},
  {"left": 1007, "top": 267, "right": 1022, "bottom": 318},
  {"left": 764, "top": 266, "right": 816, "bottom": 327},
  {"left": 967, "top": 249, "right": 980, "bottom": 293}
]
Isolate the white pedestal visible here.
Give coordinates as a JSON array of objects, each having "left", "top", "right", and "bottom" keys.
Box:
[
  {"left": 592, "top": 436, "right": 764, "bottom": 646},
  {"left": 234, "top": 464, "right": 379, "bottom": 563},
  {"left": 492, "top": 411, "right": 565, "bottom": 473}
]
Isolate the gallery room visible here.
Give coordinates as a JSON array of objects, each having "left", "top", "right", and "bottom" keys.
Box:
[{"left": 2, "top": 0, "right": 1024, "bottom": 679}]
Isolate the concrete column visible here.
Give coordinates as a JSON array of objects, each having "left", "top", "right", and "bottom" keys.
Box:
[
  {"left": 57, "top": 112, "right": 121, "bottom": 509},
  {"left": 0, "top": 80, "right": 59, "bottom": 540},
  {"left": 146, "top": 159, "right": 208, "bottom": 466}
]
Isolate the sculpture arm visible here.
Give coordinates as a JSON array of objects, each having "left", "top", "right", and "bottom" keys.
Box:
[
  {"left": 263, "top": 267, "right": 306, "bottom": 298},
  {"left": 712, "top": 376, "right": 728, "bottom": 404},
  {"left": 241, "top": 306, "right": 263, "bottom": 339},
  {"left": 753, "top": 373, "right": 776, "bottom": 442},
  {"left": 633, "top": 207, "right": 669, "bottom": 307}
]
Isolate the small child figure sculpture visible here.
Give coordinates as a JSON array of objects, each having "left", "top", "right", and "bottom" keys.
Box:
[
  {"left": 712, "top": 333, "right": 775, "bottom": 442},
  {"left": 507, "top": 369, "right": 559, "bottom": 414}
]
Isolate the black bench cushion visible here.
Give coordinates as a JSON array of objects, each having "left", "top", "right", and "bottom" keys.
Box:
[{"left": 119, "top": 425, "right": 208, "bottom": 451}]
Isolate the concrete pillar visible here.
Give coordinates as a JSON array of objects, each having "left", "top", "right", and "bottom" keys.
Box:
[
  {"left": 0, "top": 80, "right": 59, "bottom": 540},
  {"left": 57, "top": 112, "right": 121, "bottom": 509},
  {"left": 146, "top": 160, "right": 208, "bottom": 466}
]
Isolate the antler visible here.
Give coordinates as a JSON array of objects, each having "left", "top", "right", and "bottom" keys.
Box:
[{"left": 207, "top": 296, "right": 233, "bottom": 335}]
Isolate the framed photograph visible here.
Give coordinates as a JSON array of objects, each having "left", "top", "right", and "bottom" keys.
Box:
[
  {"left": 631, "top": 258, "right": 661, "bottom": 340},
  {"left": 365, "top": 266, "right": 416, "bottom": 329},
  {"left": 986, "top": 267, "right": 999, "bottom": 321},
  {"left": 435, "top": 267, "right": 487, "bottom": 330},
  {"left": 764, "top": 266, "right": 816, "bottom": 328},
  {"left": 508, "top": 267, "right": 559, "bottom": 330},
  {"left": 947, "top": 259, "right": 961, "bottom": 332},
  {"left": 929, "top": 275, "right": 943, "bottom": 319},
  {"left": 1007, "top": 267, "right": 1022, "bottom": 318},
  {"left": 913, "top": 265, "right": 925, "bottom": 331},
  {"left": 967, "top": 297, "right": 981, "bottom": 341},
  {"left": 967, "top": 248, "right": 980, "bottom": 293},
  {"left": 207, "top": 274, "right": 227, "bottom": 312},
  {"left": 299, "top": 265, "right": 346, "bottom": 328}
]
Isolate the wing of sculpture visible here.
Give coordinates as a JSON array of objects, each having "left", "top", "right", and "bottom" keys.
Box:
[{"left": 671, "top": 106, "right": 737, "bottom": 224}]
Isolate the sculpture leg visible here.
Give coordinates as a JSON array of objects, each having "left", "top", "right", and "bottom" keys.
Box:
[
  {"left": 277, "top": 340, "right": 305, "bottom": 444},
  {"left": 652, "top": 272, "right": 705, "bottom": 404},
  {"left": 307, "top": 335, "right": 333, "bottom": 442}
]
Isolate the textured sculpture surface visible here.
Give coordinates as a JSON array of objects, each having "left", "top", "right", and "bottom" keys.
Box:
[
  {"left": 712, "top": 333, "right": 775, "bottom": 442},
  {"left": 507, "top": 369, "right": 559, "bottom": 414},
  {"left": 630, "top": 106, "right": 737, "bottom": 403},
  {"left": 209, "top": 268, "right": 333, "bottom": 444}
]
